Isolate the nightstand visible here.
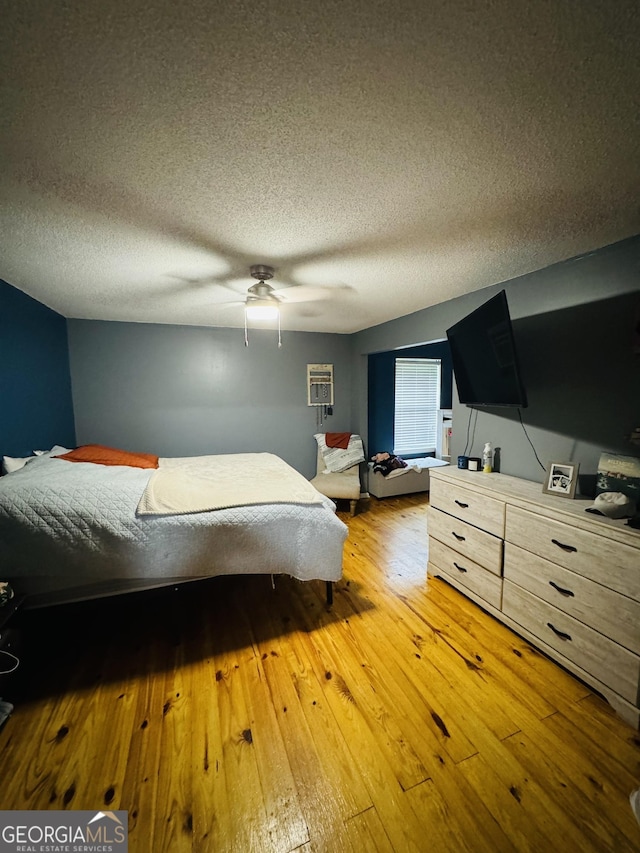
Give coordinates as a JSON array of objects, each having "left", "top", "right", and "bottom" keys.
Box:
[{"left": 0, "top": 585, "right": 26, "bottom": 703}]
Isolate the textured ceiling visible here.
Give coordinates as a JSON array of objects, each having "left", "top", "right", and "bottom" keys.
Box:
[{"left": 1, "top": 0, "right": 639, "bottom": 334}]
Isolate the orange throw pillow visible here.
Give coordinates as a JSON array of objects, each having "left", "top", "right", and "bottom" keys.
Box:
[{"left": 58, "top": 444, "right": 159, "bottom": 469}]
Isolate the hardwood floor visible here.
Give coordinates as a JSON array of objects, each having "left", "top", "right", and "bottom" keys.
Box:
[{"left": 1, "top": 493, "right": 639, "bottom": 851}]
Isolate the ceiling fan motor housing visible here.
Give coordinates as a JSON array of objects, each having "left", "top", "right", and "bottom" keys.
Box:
[
  {"left": 248, "top": 282, "right": 277, "bottom": 299},
  {"left": 250, "top": 264, "right": 274, "bottom": 282}
]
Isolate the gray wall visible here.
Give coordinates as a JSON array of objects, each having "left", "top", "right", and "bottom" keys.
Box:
[
  {"left": 67, "top": 236, "right": 639, "bottom": 490},
  {"left": 67, "top": 320, "right": 352, "bottom": 479},
  {"left": 352, "top": 236, "right": 640, "bottom": 489}
]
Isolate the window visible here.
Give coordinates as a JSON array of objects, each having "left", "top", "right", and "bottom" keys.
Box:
[{"left": 394, "top": 358, "right": 441, "bottom": 456}]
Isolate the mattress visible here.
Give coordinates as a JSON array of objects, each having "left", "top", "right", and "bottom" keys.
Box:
[{"left": 0, "top": 453, "right": 348, "bottom": 606}]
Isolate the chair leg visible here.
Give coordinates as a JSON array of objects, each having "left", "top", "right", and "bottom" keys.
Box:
[{"left": 350, "top": 499, "right": 357, "bottom": 516}]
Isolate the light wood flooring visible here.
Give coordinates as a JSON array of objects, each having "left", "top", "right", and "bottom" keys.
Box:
[{"left": 1, "top": 493, "right": 639, "bottom": 851}]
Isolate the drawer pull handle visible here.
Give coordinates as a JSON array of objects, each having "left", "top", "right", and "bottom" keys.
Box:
[
  {"left": 549, "top": 581, "right": 575, "bottom": 597},
  {"left": 551, "top": 538, "right": 577, "bottom": 553},
  {"left": 547, "top": 622, "right": 572, "bottom": 641},
  {"left": 453, "top": 562, "right": 468, "bottom": 573},
  {"left": 455, "top": 500, "right": 469, "bottom": 508},
  {"left": 452, "top": 531, "right": 466, "bottom": 541}
]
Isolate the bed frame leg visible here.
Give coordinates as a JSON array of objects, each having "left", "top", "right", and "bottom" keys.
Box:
[{"left": 326, "top": 581, "right": 334, "bottom": 607}]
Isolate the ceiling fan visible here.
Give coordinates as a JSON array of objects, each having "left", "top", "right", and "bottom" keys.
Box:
[
  {"left": 196, "top": 262, "right": 354, "bottom": 346},
  {"left": 238, "top": 264, "right": 286, "bottom": 348},
  {"left": 244, "top": 264, "right": 281, "bottom": 320},
  {"left": 227, "top": 264, "right": 342, "bottom": 347},
  {"left": 243, "top": 264, "right": 340, "bottom": 306}
]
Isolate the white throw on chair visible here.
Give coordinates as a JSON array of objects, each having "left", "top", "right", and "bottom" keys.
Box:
[{"left": 310, "top": 446, "right": 361, "bottom": 516}]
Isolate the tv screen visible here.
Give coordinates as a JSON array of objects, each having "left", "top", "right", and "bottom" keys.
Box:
[{"left": 446, "top": 290, "right": 528, "bottom": 408}]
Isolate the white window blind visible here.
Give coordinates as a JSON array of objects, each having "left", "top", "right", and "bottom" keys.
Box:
[{"left": 394, "top": 358, "right": 441, "bottom": 455}]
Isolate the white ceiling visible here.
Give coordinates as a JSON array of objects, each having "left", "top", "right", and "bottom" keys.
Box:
[{"left": 1, "top": 0, "right": 639, "bottom": 334}]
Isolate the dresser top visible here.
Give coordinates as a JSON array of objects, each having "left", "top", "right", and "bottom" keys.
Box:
[{"left": 430, "top": 466, "right": 640, "bottom": 549}]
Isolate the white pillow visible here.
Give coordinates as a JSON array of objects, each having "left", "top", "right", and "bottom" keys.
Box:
[
  {"left": 314, "top": 433, "right": 365, "bottom": 473},
  {"left": 1, "top": 456, "right": 32, "bottom": 475},
  {"left": 33, "top": 445, "right": 72, "bottom": 457}
]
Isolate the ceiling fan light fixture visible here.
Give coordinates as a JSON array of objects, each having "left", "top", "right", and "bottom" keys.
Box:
[
  {"left": 245, "top": 299, "right": 280, "bottom": 321},
  {"left": 244, "top": 265, "right": 282, "bottom": 347}
]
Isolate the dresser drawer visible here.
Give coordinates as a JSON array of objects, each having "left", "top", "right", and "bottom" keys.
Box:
[
  {"left": 504, "top": 543, "right": 640, "bottom": 653},
  {"left": 506, "top": 506, "right": 640, "bottom": 601},
  {"left": 429, "top": 478, "right": 505, "bottom": 538},
  {"left": 503, "top": 580, "right": 640, "bottom": 703},
  {"left": 429, "top": 537, "right": 502, "bottom": 609},
  {"left": 429, "top": 507, "right": 503, "bottom": 574}
]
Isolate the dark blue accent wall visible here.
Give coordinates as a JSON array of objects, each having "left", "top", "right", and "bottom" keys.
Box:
[
  {"left": 0, "top": 280, "right": 76, "bottom": 457},
  {"left": 368, "top": 341, "right": 452, "bottom": 457}
]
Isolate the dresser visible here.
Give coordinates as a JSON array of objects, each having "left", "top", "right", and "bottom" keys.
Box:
[{"left": 427, "top": 466, "right": 640, "bottom": 728}]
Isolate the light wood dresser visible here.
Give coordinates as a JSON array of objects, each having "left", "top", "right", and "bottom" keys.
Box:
[{"left": 427, "top": 466, "right": 640, "bottom": 728}]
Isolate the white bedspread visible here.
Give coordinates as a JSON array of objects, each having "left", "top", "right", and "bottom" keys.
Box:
[
  {"left": 0, "top": 453, "right": 347, "bottom": 603},
  {"left": 138, "top": 453, "right": 324, "bottom": 515}
]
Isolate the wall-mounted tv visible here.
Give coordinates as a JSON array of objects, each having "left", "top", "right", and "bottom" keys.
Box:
[{"left": 446, "top": 290, "right": 528, "bottom": 408}]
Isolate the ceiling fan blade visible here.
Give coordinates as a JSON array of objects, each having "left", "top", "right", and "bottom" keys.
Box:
[
  {"left": 215, "top": 300, "right": 246, "bottom": 310},
  {"left": 272, "top": 285, "right": 334, "bottom": 303}
]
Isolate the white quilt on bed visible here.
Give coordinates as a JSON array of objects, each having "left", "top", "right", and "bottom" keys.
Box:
[
  {"left": 0, "top": 453, "right": 347, "bottom": 600},
  {"left": 138, "top": 453, "right": 324, "bottom": 515}
]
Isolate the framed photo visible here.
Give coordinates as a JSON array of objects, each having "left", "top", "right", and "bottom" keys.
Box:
[
  {"left": 542, "top": 461, "right": 579, "bottom": 499},
  {"left": 595, "top": 452, "right": 640, "bottom": 503}
]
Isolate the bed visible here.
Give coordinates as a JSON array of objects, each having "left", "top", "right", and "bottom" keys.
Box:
[{"left": 0, "top": 451, "right": 348, "bottom": 609}]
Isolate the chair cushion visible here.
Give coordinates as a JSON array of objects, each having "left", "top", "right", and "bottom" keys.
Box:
[{"left": 310, "top": 466, "right": 361, "bottom": 500}]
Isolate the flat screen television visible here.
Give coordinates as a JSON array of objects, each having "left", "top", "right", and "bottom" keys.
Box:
[{"left": 446, "top": 290, "right": 528, "bottom": 408}]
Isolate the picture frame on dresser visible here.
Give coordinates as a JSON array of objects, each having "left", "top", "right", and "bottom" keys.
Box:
[{"left": 542, "top": 461, "right": 579, "bottom": 499}]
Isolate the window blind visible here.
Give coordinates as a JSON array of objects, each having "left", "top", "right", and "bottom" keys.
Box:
[{"left": 394, "top": 358, "right": 441, "bottom": 455}]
